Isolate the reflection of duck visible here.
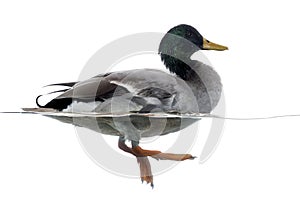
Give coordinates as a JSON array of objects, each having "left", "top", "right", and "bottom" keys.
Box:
[{"left": 35, "top": 24, "right": 228, "bottom": 187}]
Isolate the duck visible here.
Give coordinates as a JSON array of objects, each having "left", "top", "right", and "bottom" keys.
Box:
[{"left": 35, "top": 24, "right": 228, "bottom": 187}]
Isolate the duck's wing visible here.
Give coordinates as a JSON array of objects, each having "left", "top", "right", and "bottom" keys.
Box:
[
  {"left": 41, "top": 69, "right": 178, "bottom": 113},
  {"left": 41, "top": 76, "right": 129, "bottom": 111}
]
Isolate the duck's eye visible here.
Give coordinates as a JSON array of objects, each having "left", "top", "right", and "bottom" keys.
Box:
[{"left": 206, "top": 40, "right": 210, "bottom": 43}]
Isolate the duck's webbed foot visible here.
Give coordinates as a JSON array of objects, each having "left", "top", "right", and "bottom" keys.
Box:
[
  {"left": 151, "top": 153, "right": 196, "bottom": 161},
  {"left": 118, "top": 138, "right": 154, "bottom": 188},
  {"left": 132, "top": 145, "right": 196, "bottom": 161},
  {"left": 117, "top": 138, "right": 195, "bottom": 188},
  {"left": 136, "top": 157, "right": 153, "bottom": 188}
]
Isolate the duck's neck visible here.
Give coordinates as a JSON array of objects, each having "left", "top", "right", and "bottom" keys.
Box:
[
  {"left": 161, "top": 54, "right": 222, "bottom": 112},
  {"left": 160, "top": 54, "right": 196, "bottom": 80}
]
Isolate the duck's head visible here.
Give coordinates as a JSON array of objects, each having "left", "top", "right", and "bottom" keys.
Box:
[{"left": 159, "top": 24, "right": 228, "bottom": 80}]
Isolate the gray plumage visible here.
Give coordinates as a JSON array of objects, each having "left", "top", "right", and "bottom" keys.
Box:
[{"left": 48, "top": 60, "right": 221, "bottom": 115}]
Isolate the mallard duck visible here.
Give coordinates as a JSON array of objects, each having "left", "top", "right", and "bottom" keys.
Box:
[{"left": 35, "top": 24, "right": 228, "bottom": 187}]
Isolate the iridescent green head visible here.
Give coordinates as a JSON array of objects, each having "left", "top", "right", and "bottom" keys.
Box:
[{"left": 159, "top": 24, "right": 227, "bottom": 80}]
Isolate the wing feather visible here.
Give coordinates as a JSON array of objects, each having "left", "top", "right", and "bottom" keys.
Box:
[{"left": 39, "top": 69, "right": 179, "bottom": 112}]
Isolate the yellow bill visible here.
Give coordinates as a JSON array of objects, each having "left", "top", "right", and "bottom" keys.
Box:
[{"left": 202, "top": 38, "right": 228, "bottom": 51}]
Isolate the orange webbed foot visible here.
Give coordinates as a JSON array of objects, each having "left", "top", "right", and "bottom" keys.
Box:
[
  {"left": 132, "top": 146, "right": 196, "bottom": 161},
  {"left": 136, "top": 157, "right": 154, "bottom": 188}
]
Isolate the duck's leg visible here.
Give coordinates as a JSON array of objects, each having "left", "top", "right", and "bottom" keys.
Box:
[
  {"left": 131, "top": 142, "right": 196, "bottom": 161},
  {"left": 118, "top": 137, "right": 134, "bottom": 154},
  {"left": 118, "top": 137, "right": 154, "bottom": 187}
]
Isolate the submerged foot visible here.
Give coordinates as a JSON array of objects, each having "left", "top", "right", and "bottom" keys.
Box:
[
  {"left": 118, "top": 138, "right": 195, "bottom": 188},
  {"left": 151, "top": 153, "right": 196, "bottom": 161},
  {"left": 118, "top": 139, "right": 154, "bottom": 188},
  {"left": 132, "top": 146, "right": 196, "bottom": 161},
  {"left": 136, "top": 157, "right": 154, "bottom": 188}
]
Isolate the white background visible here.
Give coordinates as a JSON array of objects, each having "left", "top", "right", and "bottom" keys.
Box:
[{"left": 1, "top": 0, "right": 300, "bottom": 207}]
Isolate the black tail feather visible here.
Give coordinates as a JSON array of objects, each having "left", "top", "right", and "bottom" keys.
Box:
[
  {"left": 35, "top": 95, "right": 44, "bottom": 108},
  {"left": 36, "top": 89, "right": 71, "bottom": 110},
  {"left": 44, "top": 82, "right": 77, "bottom": 88}
]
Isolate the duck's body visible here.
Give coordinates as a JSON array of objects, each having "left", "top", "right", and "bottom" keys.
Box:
[
  {"left": 36, "top": 24, "right": 227, "bottom": 187},
  {"left": 41, "top": 60, "right": 222, "bottom": 114}
]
